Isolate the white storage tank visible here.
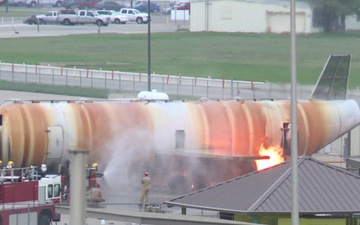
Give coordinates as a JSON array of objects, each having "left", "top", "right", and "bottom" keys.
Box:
[{"left": 137, "top": 90, "right": 169, "bottom": 100}]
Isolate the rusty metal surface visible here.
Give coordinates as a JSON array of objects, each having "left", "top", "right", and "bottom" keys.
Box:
[{"left": 0, "top": 98, "right": 359, "bottom": 168}]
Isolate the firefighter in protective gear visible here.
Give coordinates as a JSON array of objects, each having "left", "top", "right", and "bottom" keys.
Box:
[
  {"left": 39, "top": 164, "right": 47, "bottom": 178},
  {"left": 140, "top": 172, "right": 151, "bottom": 206},
  {"left": 6, "top": 161, "right": 14, "bottom": 176},
  {"left": 60, "top": 160, "right": 70, "bottom": 199},
  {"left": 88, "top": 170, "right": 97, "bottom": 190},
  {"left": 92, "top": 163, "right": 98, "bottom": 171},
  {"left": 87, "top": 162, "right": 103, "bottom": 190},
  {"left": 7, "top": 161, "right": 13, "bottom": 167},
  {"left": 91, "top": 183, "right": 105, "bottom": 204}
]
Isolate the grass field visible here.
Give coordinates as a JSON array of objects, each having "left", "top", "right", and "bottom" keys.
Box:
[
  {"left": 0, "top": 81, "right": 113, "bottom": 98},
  {"left": 1, "top": 10, "right": 360, "bottom": 90},
  {"left": 0, "top": 6, "right": 51, "bottom": 16}
]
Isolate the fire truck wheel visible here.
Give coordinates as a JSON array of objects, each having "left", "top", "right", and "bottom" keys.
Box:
[{"left": 39, "top": 214, "right": 51, "bottom": 225}]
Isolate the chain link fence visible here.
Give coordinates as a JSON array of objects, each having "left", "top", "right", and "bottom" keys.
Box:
[
  {"left": 3, "top": 62, "right": 360, "bottom": 101},
  {"left": 1, "top": 62, "right": 360, "bottom": 169}
]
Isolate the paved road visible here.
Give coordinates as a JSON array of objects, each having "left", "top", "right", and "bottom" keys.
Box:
[
  {"left": 0, "top": 90, "right": 104, "bottom": 102},
  {"left": 0, "top": 15, "right": 190, "bottom": 38}
]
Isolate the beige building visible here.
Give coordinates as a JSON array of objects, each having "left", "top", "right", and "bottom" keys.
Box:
[
  {"left": 188, "top": 0, "right": 360, "bottom": 33},
  {"left": 345, "top": 14, "right": 360, "bottom": 31},
  {"left": 319, "top": 125, "right": 360, "bottom": 164}
]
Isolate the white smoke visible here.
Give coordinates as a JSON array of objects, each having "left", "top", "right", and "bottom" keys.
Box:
[
  {"left": 97, "top": 128, "right": 154, "bottom": 198},
  {"left": 91, "top": 126, "right": 259, "bottom": 201}
]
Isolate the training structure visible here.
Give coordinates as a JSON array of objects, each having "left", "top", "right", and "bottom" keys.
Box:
[{"left": 0, "top": 55, "right": 357, "bottom": 193}]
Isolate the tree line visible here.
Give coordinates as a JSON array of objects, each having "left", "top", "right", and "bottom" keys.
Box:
[{"left": 309, "top": 0, "right": 360, "bottom": 32}]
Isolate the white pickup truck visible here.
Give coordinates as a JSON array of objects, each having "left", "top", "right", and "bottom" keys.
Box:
[
  {"left": 37, "top": 9, "right": 76, "bottom": 24},
  {"left": 57, "top": 10, "right": 110, "bottom": 26},
  {"left": 37, "top": 11, "right": 59, "bottom": 24},
  {"left": 119, "top": 8, "right": 149, "bottom": 24}
]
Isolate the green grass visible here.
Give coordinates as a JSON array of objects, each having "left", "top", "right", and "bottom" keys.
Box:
[
  {"left": 1, "top": 30, "right": 360, "bottom": 89},
  {"left": 0, "top": 80, "right": 194, "bottom": 99},
  {"left": 0, "top": 6, "right": 51, "bottom": 17},
  {"left": 0, "top": 81, "right": 112, "bottom": 98}
]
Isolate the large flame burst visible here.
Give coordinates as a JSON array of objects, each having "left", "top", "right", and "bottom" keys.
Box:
[{"left": 255, "top": 144, "right": 285, "bottom": 171}]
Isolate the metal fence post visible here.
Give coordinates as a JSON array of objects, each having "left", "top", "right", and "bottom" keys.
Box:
[
  {"left": 231, "top": 78, "right": 233, "bottom": 99},
  {"left": 52, "top": 68, "right": 54, "bottom": 86},
  {"left": 133, "top": 74, "right": 135, "bottom": 91},
  {"left": 237, "top": 82, "right": 240, "bottom": 97},
  {"left": 177, "top": 77, "right": 179, "bottom": 97},
  {"left": 119, "top": 72, "right": 121, "bottom": 90},
  {"left": 91, "top": 71, "right": 93, "bottom": 88},
  {"left": 162, "top": 77, "right": 164, "bottom": 92},
  {"left": 251, "top": 81, "right": 255, "bottom": 99},
  {"left": 25, "top": 66, "right": 28, "bottom": 84},
  {"left": 66, "top": 69, "right": 68, "bottom": 86},
  {"left": 206, "top": 79, "right": 209, "bottom": 98},
  {"left": 11, "top": 63, "right": 14, "bottom": 82},
  {"left": 192, "top": 79, "right": 194, "bottom": 97},
  {"left": 105, "top": 72, "right": 107, "bottom": 89}
]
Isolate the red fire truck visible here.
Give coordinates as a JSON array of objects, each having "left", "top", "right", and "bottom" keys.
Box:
[{"left": 0, "top": 165, "right": 61, "bottom": 225}]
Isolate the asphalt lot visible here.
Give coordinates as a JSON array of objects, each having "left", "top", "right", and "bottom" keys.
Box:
[{"left": 0, "top": 14, "right": 190, "bottom": 38}]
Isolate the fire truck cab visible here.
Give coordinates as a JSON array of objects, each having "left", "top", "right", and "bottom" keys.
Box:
[{"left": 0, "top": 166, "right": 61, "bottom": 225}]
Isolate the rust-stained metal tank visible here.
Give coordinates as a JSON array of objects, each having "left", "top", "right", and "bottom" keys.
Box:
[
  {"left": 0, "top": 98, "right": 358, "bottom": 192},
  {"left": 0, "top": 54, "right": 355, "bottom": 193}
]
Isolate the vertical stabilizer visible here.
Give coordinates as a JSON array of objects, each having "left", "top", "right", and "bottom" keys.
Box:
[{"left": 310, "top": 54, "right": 351, "bottom": 100}]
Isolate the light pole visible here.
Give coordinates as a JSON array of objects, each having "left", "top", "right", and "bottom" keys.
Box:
[
  {"left": 290, "top": 0, "right": 299, "bottom": 224},
  {"left": 147, "top": 0, "right": 151, "bottom": 91},
  {"left": 68, "top": 149, "right": 89, "bottom": 225}
]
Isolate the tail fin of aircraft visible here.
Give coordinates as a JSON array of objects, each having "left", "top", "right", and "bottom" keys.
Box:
[{"left": 310, "top": 54, "right": 351, "bottom": 100}]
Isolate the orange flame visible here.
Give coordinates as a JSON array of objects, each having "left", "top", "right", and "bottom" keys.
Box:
[{"left": 255, "top": 144, "right": 285, "bottom": 171}]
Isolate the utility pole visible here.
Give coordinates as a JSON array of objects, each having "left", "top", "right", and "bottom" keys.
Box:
[
  {"left": 69, "top": 149, "right": 89, "bottom": 225},
  {"left": 290, "top": 0, "right": 299, "bottom": 224},
  {"left": 147, "top": 0, "right": 151, "bottom": 91}
]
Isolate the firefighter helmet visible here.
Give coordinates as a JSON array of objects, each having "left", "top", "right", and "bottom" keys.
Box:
[
  {"left": 92, "top": 163, "right": 98, "bottom": 167},
  {"left": 7, "top": 161, "right": 14, "bottom": 166},
  {"left": 41, "top": 164, "right": 47, "bottom": 173}
]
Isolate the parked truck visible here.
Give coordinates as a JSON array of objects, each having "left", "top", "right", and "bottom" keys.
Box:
[
  {"left": 57, "top": 10, "right": 110, "bottom": 26},
  {"left": 37, "top": 9, "right": 76, "bottom": 24},
  {"left": 37, "top": 11, "right": 59, "bottom": 24},
  {"left": 119, "top": 8, "right": 148, "bottom": 24},
  {"left": 0, "top": 165, "right": 61, "bottom": 225}
]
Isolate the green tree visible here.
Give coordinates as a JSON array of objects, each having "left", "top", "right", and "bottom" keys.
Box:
[{"left": 308, "top": 0, "right": 360, "bottom": 32}]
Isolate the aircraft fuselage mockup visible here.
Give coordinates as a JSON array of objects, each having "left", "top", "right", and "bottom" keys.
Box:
[{"left": 0, "top": 54, "right": 358, "bottom": 193}]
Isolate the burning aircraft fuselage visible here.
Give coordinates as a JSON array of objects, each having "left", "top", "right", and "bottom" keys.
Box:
[{"left": 0, "top": 98, "right": 358, "bottom": 192}]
